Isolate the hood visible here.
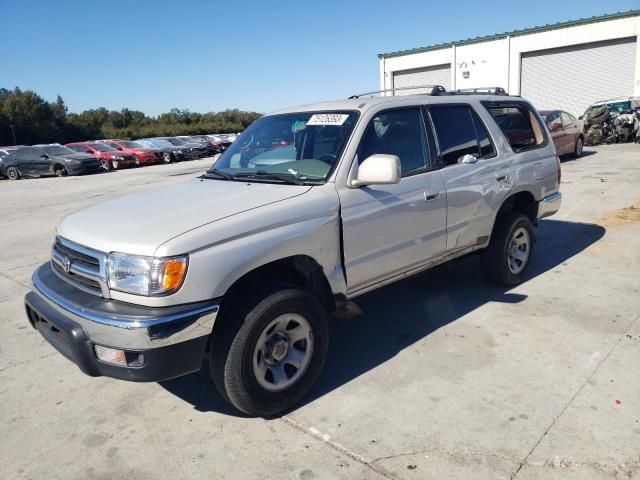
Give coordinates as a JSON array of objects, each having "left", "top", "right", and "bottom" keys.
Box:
[{"left": 57, "top": 178, "right": 312, "bottom": 256}]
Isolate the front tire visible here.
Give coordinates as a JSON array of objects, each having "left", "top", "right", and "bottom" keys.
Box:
[
  {"left": 6, "top": 166, "right": 20, "bottom": 180},
  {"left": 481, "top": 212, "right": 534, "bottom": 286},
  {"left": 210, "top": 288, "right": 329, "bottom": 417},
  {"left": 574, "top": 136, "right": 584, "bottom": 157},
  {"left": 101, "top": 160, "right": 112, "bottom": 171},
  {"left": 163, "top": 152, "right": 172, "bottom": 164},
  {"left": 54, "top": 166, "right": 67, "bottom": 177},
  {"left": 111, "top": 159, "right": 119, "bottom": 170}
]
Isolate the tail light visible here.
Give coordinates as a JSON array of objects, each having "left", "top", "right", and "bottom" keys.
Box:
[{"left": 556, "top": 155, "right": 562, "bottom": 185}]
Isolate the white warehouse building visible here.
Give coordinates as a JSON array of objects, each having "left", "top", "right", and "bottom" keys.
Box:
[{"left": 378, "top": 10, "right": 640, "bottom": 117}]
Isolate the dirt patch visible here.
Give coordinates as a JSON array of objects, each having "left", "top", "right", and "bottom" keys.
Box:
[{"left": 598, "top": 204, "right": 640, "bottom": 226}]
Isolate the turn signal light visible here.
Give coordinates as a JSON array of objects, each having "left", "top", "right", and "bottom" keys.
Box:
[{"left": 161, "top": 258, "right": 188, "bottom": 291}]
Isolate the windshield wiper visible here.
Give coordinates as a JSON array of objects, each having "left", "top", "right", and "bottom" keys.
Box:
[
  {"left": 233, "top": 170, "right": 305, "bottom": 185},
  {"left": 201, "top": 169, "right": 234, "bottom": 180}
]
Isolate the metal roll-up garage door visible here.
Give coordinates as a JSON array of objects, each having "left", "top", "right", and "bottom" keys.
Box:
[
  {"left": 392, "top": 64, "right": 451, "bottom": 95},
  {"left": 521, "top": 37, "right": 637, "bottom": 117}
]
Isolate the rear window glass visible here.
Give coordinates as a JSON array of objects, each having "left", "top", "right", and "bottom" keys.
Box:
[{"left": 483, "top": 103, "right": 546, "bottom": 151}]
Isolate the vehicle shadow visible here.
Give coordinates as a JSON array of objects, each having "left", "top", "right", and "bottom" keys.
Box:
[
  {"left": 560, "top": 149, "right": 597, "bottom": 162},
  {"left": 159, "top": 218, "right": 605, "bottom": 416}
]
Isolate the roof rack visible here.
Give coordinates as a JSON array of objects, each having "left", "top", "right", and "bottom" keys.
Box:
[
  {"left": 444, "top": 87, "right": 508, "bottom": 96},
  {"left": 348, "top": 84, "right": 446, "bottom": 99}
]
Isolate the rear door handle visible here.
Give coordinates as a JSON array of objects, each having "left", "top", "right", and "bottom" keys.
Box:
[{"left": 424, "top": 191, "right": 441, "bottom": 202}]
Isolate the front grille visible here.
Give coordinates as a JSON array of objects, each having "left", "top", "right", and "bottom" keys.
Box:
[{"left": 51, "top": 237, "right": 108, "bottom": 297}]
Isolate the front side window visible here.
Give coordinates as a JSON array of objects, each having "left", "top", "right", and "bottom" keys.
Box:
[
  {"left": 483, "top": 102, "right": 546, "bottom": 152},
  {"left": 89, "top": 143, "right": 117, "bottom": 152},
  {"left": 43, "top": 145, "right": 76, "bottom": 156},
  {"left": 429, "top": 105, "right": 495, "bottom": 166},
  {"left": 213, "top": 111, "right": 358, "bottom": 182},
  {"left": 357, "top": 108, "right": 428, "bottom": 174}
]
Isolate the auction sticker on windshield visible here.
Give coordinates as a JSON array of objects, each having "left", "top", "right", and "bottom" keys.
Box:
[{"left": 307, "top": 114, "right": 349, "bottom": 126}]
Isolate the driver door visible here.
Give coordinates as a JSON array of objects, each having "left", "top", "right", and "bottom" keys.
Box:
[{"left": 338, "top": 107, "right": 447, "bottom": 295}]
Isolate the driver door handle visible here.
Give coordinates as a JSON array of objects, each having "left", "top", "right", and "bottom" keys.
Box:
[
  {"left": 424, "top": 191, "right": 441, "bottom": 202},
  {"left": 496, "top": 173, "right": 509, "bottom": 182}
]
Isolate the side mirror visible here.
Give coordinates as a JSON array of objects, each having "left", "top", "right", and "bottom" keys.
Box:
[
  {"left": 350, "top": 154, "right": 401, "bottom": 187},
  {"left": 551, "top": 122, "right": 563, "bottom": 130},
  {"left": 578, "top": 115, "right": 583, "bottom": 120}
]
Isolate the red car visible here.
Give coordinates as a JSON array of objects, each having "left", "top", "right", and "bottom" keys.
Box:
[
  {"left": 99, "top": 140, "right": 165, "bottom": 165},
  {"left": 539, "top": 110, "right": 584, "bottom": 157},
  {"left": 66, "top": 142, "right": 137, "bottom": 170}
]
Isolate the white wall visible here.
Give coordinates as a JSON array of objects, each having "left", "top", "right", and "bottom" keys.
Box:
[{"left": 380, "top": 14, "right": 640, "bottom": 96}]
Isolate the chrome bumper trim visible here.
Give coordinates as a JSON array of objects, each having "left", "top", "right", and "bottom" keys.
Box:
[
  {"left": 32, "top": 269, "right": 218, "bottom": 350},
  {"left": 537, "top": 192, "right": 562, "bottom": 220}
]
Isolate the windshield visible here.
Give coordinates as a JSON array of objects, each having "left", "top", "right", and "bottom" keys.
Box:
[
  {"left": 121, "top": 141, "right": 144, "bottom": 149},
  {"left": 43, "top": 145, "right": 76, "bottom": 156},
  {"left": 606, "top": 101, "right": 631, "bottom": 114},
  {"left": 211, "top": 111, "right": 358, "bottom": 182},
  {"left": 89, "top": 143, "right": 117, "bottom": 152},
  {"left": 147, "top": 139, "right": 172, "bottom": 148}
]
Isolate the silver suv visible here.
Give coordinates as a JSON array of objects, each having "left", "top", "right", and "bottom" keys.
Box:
[{"left": 25, "top": 87, "right": 561, "bottom": 416}]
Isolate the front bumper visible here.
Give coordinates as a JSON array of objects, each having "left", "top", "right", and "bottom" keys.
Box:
[
  {"left": 537, "top": 192, "right": 562, "bottom": 220},
  {"left": 25, "top": 262, "right": 219, "bottom": 382}
]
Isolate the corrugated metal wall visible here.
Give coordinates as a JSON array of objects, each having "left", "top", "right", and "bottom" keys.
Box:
[
  {"left": 392, "top": 64, "right": 451, "bottom": 94},
  {"left": 521, "top": 37, "right": 637, "bottom": 116}
]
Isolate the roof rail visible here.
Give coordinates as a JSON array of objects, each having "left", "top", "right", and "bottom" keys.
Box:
[
  {"left": 348, "top": 84, "right": 446, "bottom": 99},
  {"left": 445, "top": 87, "right": 508, "bottom": 96}
]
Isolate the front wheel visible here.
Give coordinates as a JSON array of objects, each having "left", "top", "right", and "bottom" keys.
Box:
[
  {"left": 574, "top": 136, "right": 584, "bottom": 157},
  {"left": 111, "top": 159, "right": 119, "bottom": 170},
  {"left": 100, "top": 159, "right": 112, "bottom": 171},
  {"left": 54, "top": 166, "right": 67, "bottom": 177},
  {"left": 163, "top": 152, "right": 172, "bottom": 164},
  {"left": 481, "top": 212, "right": 534, "bottom": 286},
  {"left": 210, "top": 288, "right": 329, "bottom": 417},
  {"left": 6, "top": 166, "right": 20, "bottom": 180}
]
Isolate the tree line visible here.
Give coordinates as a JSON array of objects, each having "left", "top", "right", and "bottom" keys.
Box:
[{"left": 0, "top": 87, "right": 262, "bottom": 146}]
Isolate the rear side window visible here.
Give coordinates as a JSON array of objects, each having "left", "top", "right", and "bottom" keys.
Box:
[
  {"left": 561, "top": 112, "right": 574, "bottom": 126},
  {"left": 483, "top": 102, "right": 546, "bottom": 152},
  {"left": 429, "top": 105, "right": 496, "bottom": 166}
]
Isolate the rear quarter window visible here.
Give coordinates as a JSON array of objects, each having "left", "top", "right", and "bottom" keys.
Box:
[{"left": 483, "top": 102, "right": 547, "bottom": 152}]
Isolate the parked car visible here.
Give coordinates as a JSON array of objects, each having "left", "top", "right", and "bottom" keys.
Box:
[
  {"left": 66, "top": 142, "right": 137, "bottom": 170},
  {"left": 538, "top": 110, "right": 584, "bottom": 157},
  {"left": 135, "top": 138, "right": 187, "bottom": 162},
  {"left": 207, "top": 134, "right": 232, "bottom": 151},
  {"left": 24, "top": 90, "right": 561, "bottom": 416},
  {"left": 3, "top": 144, "right": 102, "bottom": 179},
  {"left": 100, "top": 140, "right": 165, "bottom": 165},
  {"left": 158, "top": 137, "right": 205, "bottom": 159},
  {"left": 0, "top": 146, "right": 20, "bottom": 179},
  {"left": 177, "top": 135, "right": 220, "bottom": 155}
]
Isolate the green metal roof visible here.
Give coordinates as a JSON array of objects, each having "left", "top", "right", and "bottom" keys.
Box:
[{"left": 378, "top": 9, "right": 640, "bottom": 59}]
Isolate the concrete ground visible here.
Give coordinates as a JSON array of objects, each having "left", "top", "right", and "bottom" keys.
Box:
[{"left": 0, "top": 146, "right": 638, "bottom": 480}]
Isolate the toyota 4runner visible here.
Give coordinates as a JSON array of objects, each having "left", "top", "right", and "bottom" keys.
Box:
[{"left": 25, "top": 87, "right": 562, "bottom": 416}]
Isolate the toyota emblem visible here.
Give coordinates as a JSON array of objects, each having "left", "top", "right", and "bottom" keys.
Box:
[{"left": 61, "top": 255, "right": 72, "bottom": 273}]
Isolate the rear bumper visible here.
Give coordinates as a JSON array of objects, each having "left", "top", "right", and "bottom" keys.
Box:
[
  {"left": 537, "top": 192, "right": 562, "bottom": 220},
  {"left": 25, "top": 262, "right": 219, "bottom": 382}
]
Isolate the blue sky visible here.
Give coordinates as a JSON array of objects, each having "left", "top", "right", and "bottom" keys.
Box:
[{"left": 1, "top": 0, "right": 637, "bottom": 115}]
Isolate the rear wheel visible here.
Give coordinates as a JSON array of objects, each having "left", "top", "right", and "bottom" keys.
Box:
[
  {"left": 6, "top": 166, "right": 20, "bottom": 180},
  {"left": 210, "top": 288, "right": 329, "bottom": 417},
  {"left": 481, "top": 212, "right": 534, "bottom": 286}
]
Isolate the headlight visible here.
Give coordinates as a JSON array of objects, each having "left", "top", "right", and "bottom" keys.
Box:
[{"left": 107, "top": 253, "right": 188, "bottom": 296}]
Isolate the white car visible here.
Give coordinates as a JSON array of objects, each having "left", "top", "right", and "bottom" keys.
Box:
[{"left": 25, "top": 88, "right": 561, "bottom": 416}]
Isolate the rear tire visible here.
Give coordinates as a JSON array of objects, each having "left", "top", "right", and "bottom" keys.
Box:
[
  {"left": 481, "top": 212, "right": 534, "bottom": 286},
  {"left": 6, "top": 166, "right": 20, "bottom": 180},
  {"left": 210, "top": 288, "right": 329, "bottom": 417}
]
